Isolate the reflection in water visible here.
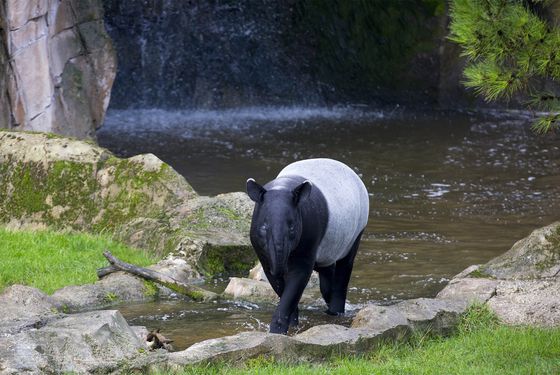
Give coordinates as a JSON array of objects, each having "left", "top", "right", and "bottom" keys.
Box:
[{"left": 98, "top": 107, "right": 560, "bottom": 349}]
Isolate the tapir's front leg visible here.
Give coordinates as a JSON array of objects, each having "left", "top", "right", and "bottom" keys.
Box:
[{"left": 269, "top": 257, "right": 314, "bottom": 334}]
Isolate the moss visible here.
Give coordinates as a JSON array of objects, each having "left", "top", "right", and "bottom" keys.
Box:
[
  {"left": 198, "top": 243, "right": 256, "bottom": 278},
  {"left": 143, "top": 280, "right": 159, "bottom": 298},
  {"left": 104, "top": 292, "right": 119, "bottom": 303},
  {"left": 535, "top": 225, "right": 560, "bottom": 271},
  {"left": 468, "top": 268, "right": 493, "bottom": 279}
]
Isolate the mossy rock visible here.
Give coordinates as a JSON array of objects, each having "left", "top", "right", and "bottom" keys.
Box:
[
  {"left": 480, "top": 222, "right": 560, "bottom": 279},
  {"left": 0, "top": 130, "right": 255, "bottom": 277}
]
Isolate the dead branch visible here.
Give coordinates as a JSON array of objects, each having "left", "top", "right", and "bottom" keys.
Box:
[{"left": 100, "top": 250, "right": 218, "bottom": 302}]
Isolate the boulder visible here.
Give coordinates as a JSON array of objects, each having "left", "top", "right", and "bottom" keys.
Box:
[
  {"left": 487, "top": 278, "right": 560, "bottom": 326},
  {"left": 0, "top": 0, "right": 116, "bottom": 139},
  {"left": 0, "top": 130, "right": 255, "bottom": 277},
  {"left": 0, "top": 285, "right": 61, "bottom": 335},
  {"left": 480, "top": 221, "right": 560, "bottom": 279},
  {"left": 51, "top": 272, "right": 153, "bottom": 311},
  {"left": 223, "top": 277, "right": 278, "bottom": 303},
  {"left": 0, "top": 310, "right": 145, "bottom": 374},
  {"left": 352, "top": 298, "right": 468, "bottom": 335},
  {"left": 436, "top": 277, "right": 498, "bottom": 304}
]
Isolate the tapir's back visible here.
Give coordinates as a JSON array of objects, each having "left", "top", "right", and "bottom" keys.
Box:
[{"left": 278, "top": 158, "right": 369, "bottom": 266}]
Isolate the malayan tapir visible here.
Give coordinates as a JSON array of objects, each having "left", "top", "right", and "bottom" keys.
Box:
[{"left": 246, "top": 158, "right": 369, "bottom": 334}]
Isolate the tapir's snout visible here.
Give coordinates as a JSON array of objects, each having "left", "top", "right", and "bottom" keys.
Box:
[{"left": 268, "top": 239, "right": 290, "bottom": 278}]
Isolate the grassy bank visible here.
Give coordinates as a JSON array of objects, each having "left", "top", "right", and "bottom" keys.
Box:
[
  {"left": 0, "top": 227, "right": 158, "bottom": 294},
  {"left": 162, "top": 305, "right": 560, "bottom": 374}
]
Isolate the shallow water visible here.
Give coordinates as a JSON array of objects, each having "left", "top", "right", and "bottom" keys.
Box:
[{"left": 98, "top": 107, "right": 560, "bottom": 349}]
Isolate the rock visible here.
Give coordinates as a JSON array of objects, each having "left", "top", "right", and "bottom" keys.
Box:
[
  {"left": 351, "top": 304, "right": 410, "bottom": 332},
  {"left": 0, "top": 285, "right": 61, "bottom": 335},
  {"left": 0, "top": 131, "right": 254, "bottom": 277},
  {"left": 149, "top": 256, "right": 201, "bottom": 284},
  {"left": 166, "top": 332, "right": 294, "bottom": 367},
  {"left": 481, "top": 221, "right": 560, "bottom": 279},
  {"left": 0, "top": 0, "right": 116, "bottom": 139},
  {"left": 0, "top": 310, "right": 145, "bottom": 374},
  {"left": 51, "top": 272, "right": 153, "bottom": 311},
  {"left": 223, "top": 277, "right": 319, "bottom": 304},
  {"left": 436, "top": 277, "right": 498, "bottom": 304},
  {"left": 487, "top": 278, "right": 560, "bottom": 326},
  {"left": 248, "top": 262, "right": 320, "bottom": 288},
  {"left": 223, "top": 277, "right": 278, "bottom": 303},
  {"left": 352, "top": 298, "right": 468, "bottom": 335}
]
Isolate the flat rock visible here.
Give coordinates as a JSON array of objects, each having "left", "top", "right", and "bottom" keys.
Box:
[
  {"left": 352, "top": 298, "right": 468, "bottom": 335},
  {"left": 487, "top": 278, "right": 560, "bottom": 326},
  {"left": 167, "top": 332, "right": 294, "bottom": 366},
  {"left": 436, "top": 277, "right": 498, "bottom": 303}
]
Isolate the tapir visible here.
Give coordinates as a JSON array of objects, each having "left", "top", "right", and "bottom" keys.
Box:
[{"left": 246, "top": 158, "right": 369, "bottom": 334}]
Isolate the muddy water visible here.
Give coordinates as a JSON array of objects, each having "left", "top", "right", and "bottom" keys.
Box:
[{"left": 98, "top": 107, "right": 560, "bottom": 349}]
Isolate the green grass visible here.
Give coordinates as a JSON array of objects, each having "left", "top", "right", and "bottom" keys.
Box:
[
  {"left": 157, "top": 305, "right": 560, "bottom": 375},
  {"left": 0, "top": 227, "right": 159, "bottom": 294}
]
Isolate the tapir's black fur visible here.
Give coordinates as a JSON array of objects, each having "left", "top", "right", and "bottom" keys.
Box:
[{"left": 247, "top": 175, "right": 363, "bottom": 334}]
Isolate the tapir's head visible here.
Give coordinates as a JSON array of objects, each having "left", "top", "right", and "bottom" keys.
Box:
[{"left": 246, "top": 178, "right": 312, "bottom": 277}]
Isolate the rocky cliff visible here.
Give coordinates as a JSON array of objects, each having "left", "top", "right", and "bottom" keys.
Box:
[{"left": 0, "top": 0, "right": 116, "bottom": 139}]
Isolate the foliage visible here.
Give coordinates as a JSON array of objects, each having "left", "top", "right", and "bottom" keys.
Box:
[
  {"left": 156, "top": 304, "right": 560, "bottom": 374},
  {"left": 449, "top": 0, "right": 560, "bottom": 133},
  {"left": 0, "top": 228, "right": 158, "bottom": 294}
]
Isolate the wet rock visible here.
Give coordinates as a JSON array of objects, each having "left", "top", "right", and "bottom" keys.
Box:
[
  {"left": 481, "top": 221, "right": 560, "bottom": 279},
  {"left": 0, "top": 310, "right": 145, "bottom": 374},
  {"left": 223, "top": 277, "right": 278, "bottom": 303},
  {"left": 248, "top": 262, "right": 320, "bottom": 288},
  {"left": 487, "top": 278, "right": 560, "bottom": 326},
  {"left": 223, "top": 277, "right": 319, "bottom": 304},
  {"left": 0, "top": 285, "right": 61, "bottom": 335},
  {"left": 0, "top": 131, "right": 254, "bottom": 277},
  {"left": 0, "top": 0, "right": 116, "bottom": 139}
]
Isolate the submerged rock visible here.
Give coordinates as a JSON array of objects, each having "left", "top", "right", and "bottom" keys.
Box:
[{"left": 0, "top": 130, "right": 254, "bottom": 277}]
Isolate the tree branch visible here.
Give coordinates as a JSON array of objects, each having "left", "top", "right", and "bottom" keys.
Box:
[{"left": 100, "top": 250, "right": 218, "bottom": 302}]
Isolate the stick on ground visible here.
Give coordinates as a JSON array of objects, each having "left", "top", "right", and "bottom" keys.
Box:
[{"left": 100, "top": 250, "right": 218, "bottom": 302}]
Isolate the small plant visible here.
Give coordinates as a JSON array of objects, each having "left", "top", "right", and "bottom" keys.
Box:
[
  {"left": 104, "top": 292, "right": 119, "bottom": 303},
  {"left": 458, "top": 303, "right": 500, "bottom": 334}
]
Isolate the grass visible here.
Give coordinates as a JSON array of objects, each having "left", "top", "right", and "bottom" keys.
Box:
[
  {"left": 155, "top": 305, "right": 560, "bottom": 375},
  {"left": 0, "top": 227, "right": 159, "bottom": 294}
]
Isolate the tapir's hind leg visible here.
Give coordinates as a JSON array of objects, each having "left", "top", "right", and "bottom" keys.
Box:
[{"left": 327, "top": 230, "right": 364, "bottom": 315}]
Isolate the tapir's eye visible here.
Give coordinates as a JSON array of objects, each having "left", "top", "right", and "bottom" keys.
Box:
[{"left": 259, "top": 224, "right": 268, "bottom": 234}]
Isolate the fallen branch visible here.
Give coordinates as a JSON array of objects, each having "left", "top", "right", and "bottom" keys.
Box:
[{"left": 100, "top": 250, "right": 218, "bottom": 302}]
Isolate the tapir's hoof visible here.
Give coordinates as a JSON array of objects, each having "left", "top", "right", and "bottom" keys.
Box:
[{"left": 325, "top": 309, "right": 344, "bottom": 316}]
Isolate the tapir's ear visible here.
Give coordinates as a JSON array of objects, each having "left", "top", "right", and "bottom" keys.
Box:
[
  {"left": 293, "top": 180, "right": 312, "bottom": 205},
  {"left": 246, "top": 178, "right": 266, "bottom": 202}
]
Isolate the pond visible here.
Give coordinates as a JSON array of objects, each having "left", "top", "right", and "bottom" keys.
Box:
[{"left": 97, "top": 107, "right": 560, "bottom": 349}]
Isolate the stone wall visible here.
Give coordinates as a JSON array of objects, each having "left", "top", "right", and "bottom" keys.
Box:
[{"left": 0, "top": 0, "right": 116, "bottom": 139}]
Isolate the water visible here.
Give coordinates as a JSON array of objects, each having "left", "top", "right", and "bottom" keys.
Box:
[{"left": 97, "top": 107, "right": 560, "bottom": 349}]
